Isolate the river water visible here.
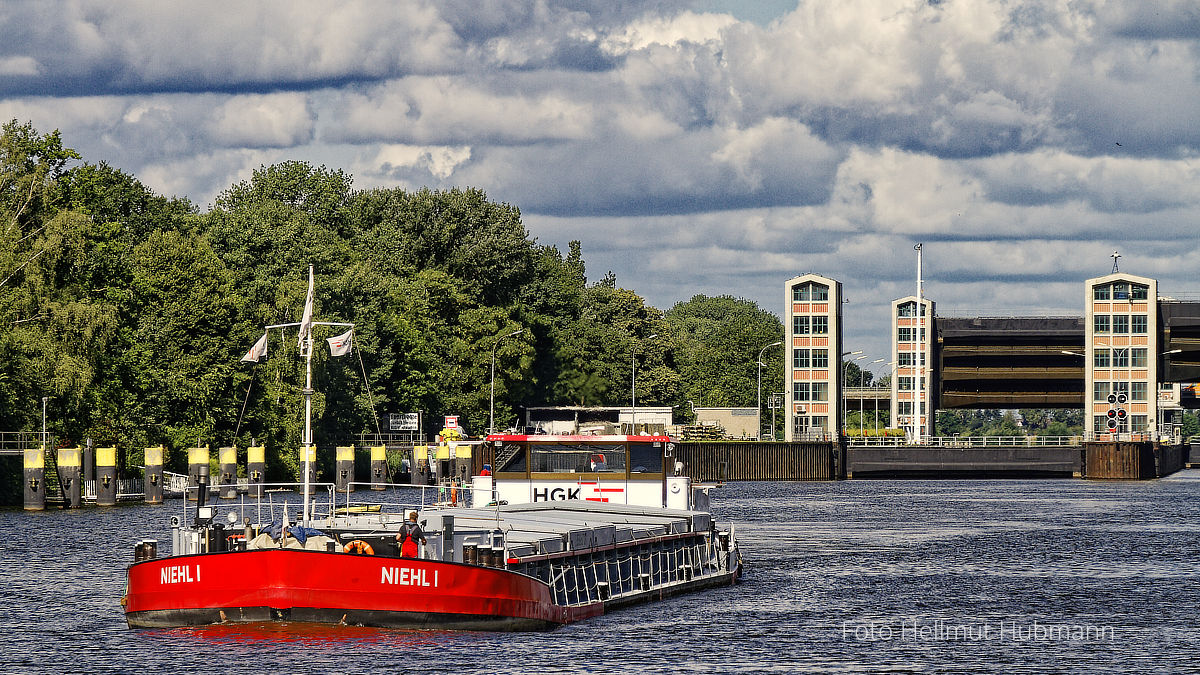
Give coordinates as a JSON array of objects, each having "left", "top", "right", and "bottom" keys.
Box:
[{"left": 4, "top": 473, "right": 1200, "bottom": 673}]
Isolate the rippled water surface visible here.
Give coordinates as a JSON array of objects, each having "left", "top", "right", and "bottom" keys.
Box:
[{"left": 5, "top": 474, "right": 1200, "bottom": 673}]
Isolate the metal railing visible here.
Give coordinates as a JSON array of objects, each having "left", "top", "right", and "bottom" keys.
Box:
[
  {"left": 848, "top": 435, "right": 1084, "bottom": 448},
  {"left": 83, "top": 478, "right": 145, "bottom": 501},
  {"left": 0, "top": 432, "right": 54, "bottom": 455}
]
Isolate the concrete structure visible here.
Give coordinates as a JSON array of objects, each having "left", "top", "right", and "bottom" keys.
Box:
[
  {"left": 936, "top": 317, "right": 1085, "bottom": 408},
  {"left": 890, "top": 296, "right": 935, "bottom": 442},
  {"left": 783, "top": 274, "right": 843, "bottom": 441},
  {"left": 1085, "top": 273, "right": 1158, "bottom": 441},
  {"left": 692, "top": 407, "right": 759, "bottom": 439}
]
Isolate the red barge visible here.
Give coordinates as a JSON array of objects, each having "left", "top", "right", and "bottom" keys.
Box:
[{"left": 123, "top": 434, "right": 742, "bottom": 630}]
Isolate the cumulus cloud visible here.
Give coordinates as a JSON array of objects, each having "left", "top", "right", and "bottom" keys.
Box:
[{"left": 1, "top": 0, "right": 1200, "bottom": 360}]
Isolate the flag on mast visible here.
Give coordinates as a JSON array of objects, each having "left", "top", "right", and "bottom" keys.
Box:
[
  {"left": 297, "top": 265, "right": 314, "bottom": 349},
  {"left": 241, "top": 332, "right": 269, "bottom": 363},
  {"left": 327, "top": 328, "right": 353, "bottom": 357}
]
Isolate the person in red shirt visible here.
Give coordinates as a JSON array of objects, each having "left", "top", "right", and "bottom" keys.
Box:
[{"left": 395, "top": 511, "right": 426, "bottom": 558}]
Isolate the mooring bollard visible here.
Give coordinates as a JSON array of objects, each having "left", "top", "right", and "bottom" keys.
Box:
[
  {"left": 23, "top": 446, "right": 45, "bottom": 511},
  {"left": 336, "top": 445, "right": 354, "bottom": 492},
  {"left": 59, "top": 446, "right": 82, "bottom": 508},
  {"left": 144, "top": 445, "right": 164, "bottom": 505},
  {"left": 96, "top": 446, "right": 117, "bottom": 507},
  {"left": 218, "top": 446, "right": 237, "bottom": 499}
]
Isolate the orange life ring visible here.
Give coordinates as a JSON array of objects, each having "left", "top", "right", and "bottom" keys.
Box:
[{"left": 343, "top": 539, "right": 375, "bottom": 555}]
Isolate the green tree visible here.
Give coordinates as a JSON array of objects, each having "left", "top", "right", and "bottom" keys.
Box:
[{"left": 665, "top": 295, "right": 783, "bottom": 431}]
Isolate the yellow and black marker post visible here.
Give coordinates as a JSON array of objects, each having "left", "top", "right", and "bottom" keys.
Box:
[
  {"left": 58, "top": 446, "right": 82, "bottom": 508},
  {"left": 96, "top": 446, "right": 117, "bottom": 506},
  {"left": 23, "top": 446, "right": 45, "bottom": 511},
  {"left": 247, "top": 445, "right": 265, "bottom": 497},
  {"left": 370, "top": 445, "right": 387, "bottom": 490},
  {"left": 336, "top": 445, "right": 355, "bottom": 493},
  {"left": 218, "top": 446, "right": 238, "bottom": 499},
  {"left": 187, "top": 445, "right": 209, "bottom": 501},
  {"left": 144, "top": 445, "right": 164, "bottom": 505}
]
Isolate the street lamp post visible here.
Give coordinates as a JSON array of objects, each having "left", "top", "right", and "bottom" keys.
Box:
[
  {"left": 1160, "top": 349, "right": 1183, "bottom": 440},
  {"left": 632, "top": 333, "right": 658, "bottom": 432},
  {"left": 489, "top": 329, "right": 524, "bottom": 434},
  {"left": 841, "top": 350, "right": 864, "bottom": 441},
  {"left": 757, "top": 341, "right": 782, "bottom": 441}
]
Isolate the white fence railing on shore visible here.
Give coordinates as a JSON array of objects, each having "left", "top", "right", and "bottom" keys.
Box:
[{"left": 848, "top": 435, "right": 1085, "bottom": 448}]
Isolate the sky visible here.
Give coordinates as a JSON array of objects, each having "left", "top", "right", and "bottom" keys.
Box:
[{"left": 2, "top": 0, "right": 1199, "bottom": 371}]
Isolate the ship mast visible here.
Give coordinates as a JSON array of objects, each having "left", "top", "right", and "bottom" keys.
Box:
[{"left": 253, "top": 266, "right": 354, "bottom": 527}]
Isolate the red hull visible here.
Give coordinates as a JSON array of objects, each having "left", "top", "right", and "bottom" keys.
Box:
[{"left": 124, "top": 550, "right": 596, "bottom": 631}]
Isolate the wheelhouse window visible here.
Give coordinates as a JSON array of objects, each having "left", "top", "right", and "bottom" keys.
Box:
[
  {"left": 530, "top": 443, "right": 626, "bottom": 474},
  {"left": 497, "top": 442, "right": 526, "bottom": 473},
  {"left": 628, "top": 442, "right": 664, "bottom": 474}
]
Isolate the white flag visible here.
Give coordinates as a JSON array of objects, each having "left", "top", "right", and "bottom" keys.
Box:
[
  {"left": 327, "top": 328, "right": 353, "bottom": 357},
  {"left": 241, "top": 332, "right": 268, "bottom": 363},
  {"left": 297, "top": 265, "right": 314, "bottom": 348}
]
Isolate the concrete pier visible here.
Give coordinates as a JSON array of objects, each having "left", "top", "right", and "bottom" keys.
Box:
[
  {"left": 336, "top": 445, "right": 354, "bottom": 492},
  {"left": 23, "top": 447, "right": 44, "bottom": 511},
  {"left": 144, "top": 446, "right": 163, "bottom": 504},
  {"left": 59, "top": 447, "right": 81, "bottom": 508},
  {"left": 218, "top": 446, "right": 237, "bottom": 499},
  {"left": 95, "top": 446, "right": 117, "bottom": 506}
]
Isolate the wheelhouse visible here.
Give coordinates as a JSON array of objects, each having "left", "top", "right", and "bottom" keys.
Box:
[{"left": 485, "top": 434, "right": 678, "bottom": 508}]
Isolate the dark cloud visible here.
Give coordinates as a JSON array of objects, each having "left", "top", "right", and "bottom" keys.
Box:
[{"left": 1100, "top": 3, "right": 1200, "bottom": 40}]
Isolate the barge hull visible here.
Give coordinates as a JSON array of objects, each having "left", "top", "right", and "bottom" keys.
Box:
[{"left": 124, "top": 549, "right": 565, "bottom": 630}]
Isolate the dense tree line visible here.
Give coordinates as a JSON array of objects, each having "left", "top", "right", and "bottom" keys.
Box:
[{"left": 0, "top": 122, "right": 788, "bottom": 478}]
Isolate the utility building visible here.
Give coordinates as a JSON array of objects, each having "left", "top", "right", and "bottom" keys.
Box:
[{"left": 783, "top": 274, "right": 842, "bottom": 441}]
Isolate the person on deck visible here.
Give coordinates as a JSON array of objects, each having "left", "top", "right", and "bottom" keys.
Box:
[{"left": 396, "top": 511, "right": 427, "bottom": 558}]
